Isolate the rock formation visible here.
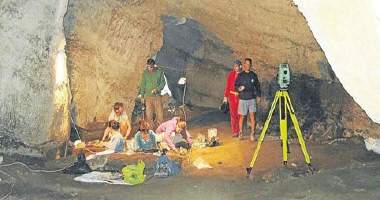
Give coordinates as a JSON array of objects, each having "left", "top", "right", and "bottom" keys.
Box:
[
  {"left": 0, "top": 0, "right": 70, "bottom": 156},
  {"left": 64, "top": 0, "right": 165, "bottom": 127},
  {"left": 64, "top": 0, "right": 380, "bottom": 140},
  {"left": 0, "top": 0, "right": 379, "bottom": 156}
]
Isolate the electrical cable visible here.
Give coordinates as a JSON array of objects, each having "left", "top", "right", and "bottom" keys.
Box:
[
  {"left": 182, "top": 81, "right": 187, "bottom": 121},
  {"left": 0, "top": 161, "right": 73, "bottom": 199},
  {"left": 0, "top": 169, "right": 15, "bottom": 200},
  {"left": 70, "top": 114, "right": 81, "bottom": 141},
  {"left": 0, "top": 161, "right": 73, "bottom": 173},
  {"left": 0, "top": 182, "right": 14, "bottom": 200}
]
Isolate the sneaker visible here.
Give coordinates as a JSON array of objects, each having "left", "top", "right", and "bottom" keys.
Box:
[
  {"left": 250, "top": 134, "right": 255, "bottom": 142},
  {"left": 232, "top": 133, "right": 239, "bottom": 138},
  {"left": 238, "top": 132, "right": 243, "bottom": 140},
  {"left": 250, "top": 130, "right": 255, "bottom": 142}
]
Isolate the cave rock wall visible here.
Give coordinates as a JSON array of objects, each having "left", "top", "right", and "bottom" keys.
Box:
[
  {"left": 0, "top": 0, "right": 70, "bottom": 156},
  {"left": 65, "top": 0, "right": 380, "bottom": 139},
  {"left": 64, "top": 0, "right": 164, "bottom": 127}
]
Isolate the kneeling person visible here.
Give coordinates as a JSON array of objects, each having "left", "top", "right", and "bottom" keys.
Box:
[
  {"left": 102, "top": 102, "right": 132, "bottom": 141},
  {"left": 156, "top": 117, "right": 192, "bottom": 152},
  {"left": 87, "top": 120, "right": 125, "bottom": 160},
  {"left": 134, "top": 120, "right": 157, "bottom": 151},
  {"left": 105, "top": 120, "right": 125, "bottom": 152}
]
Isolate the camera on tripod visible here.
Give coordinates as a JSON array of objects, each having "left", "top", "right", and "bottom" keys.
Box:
[
  {"left": 277, "top": 63, "right": 290, "bottom": 90},
  {"left": 247, "top": 62, "right": 313, "bottom": 178}
]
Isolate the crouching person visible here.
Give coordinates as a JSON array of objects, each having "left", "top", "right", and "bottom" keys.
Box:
[
  {"left": 104, "top": 120, "right": 125, "bottom": 152},
  {"left": 87, "top": 120, "right": 125, "bottom": 160},
  {"left": 156, "top": 117, "right": 192, "bottom": 153},
  {"left": 134, "top": 120, "right": 157, "bottom": 152},
  {"left": 102, "top": 102, "right": 132, "bottom": 141}
]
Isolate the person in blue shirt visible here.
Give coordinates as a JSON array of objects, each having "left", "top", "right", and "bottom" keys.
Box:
[
  {"left": 105, "top": 120, "right": 125, "bottom": 152},
  {"left": 134, "top": 120, "right": 157, "bottom": 151},
  {"left": 86, "top": 120, "right": 125, "bottom": 160}
]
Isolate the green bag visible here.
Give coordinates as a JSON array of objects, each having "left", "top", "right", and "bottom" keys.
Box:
[{"left": 122, "top": 160, "right": 145, "bottom": 185}]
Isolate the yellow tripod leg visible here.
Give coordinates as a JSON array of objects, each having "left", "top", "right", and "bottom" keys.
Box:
[
  {"left": 279, "top": 91, "right": 288, "bottom": 165},
  {"left": 284, "top": 91, "right": 311, "bottom": 164},
  {"left": 248, "top": 91, "right": 280, "bottom": 171}
]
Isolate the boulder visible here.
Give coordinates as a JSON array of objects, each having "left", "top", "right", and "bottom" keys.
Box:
[{"left": 0, "top": 0, "right": 70, "bottom": 156}]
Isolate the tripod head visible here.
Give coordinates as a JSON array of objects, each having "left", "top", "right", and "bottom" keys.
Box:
[{"left": 277, "top": 63, "right": 291, "bottom": 90}]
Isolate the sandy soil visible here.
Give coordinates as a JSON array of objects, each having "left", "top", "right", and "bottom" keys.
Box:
[{"left": 1, "top": 109, "right": 380, "bottom": 200}]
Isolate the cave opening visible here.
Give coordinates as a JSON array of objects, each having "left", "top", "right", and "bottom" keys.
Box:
[{"left": 61, "top": 0, "right": 378, "bottom": 149}]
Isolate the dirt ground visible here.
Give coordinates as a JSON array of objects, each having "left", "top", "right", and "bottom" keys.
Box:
[{"left": 1, "top": 109, "right": 380, "bottom": 200}]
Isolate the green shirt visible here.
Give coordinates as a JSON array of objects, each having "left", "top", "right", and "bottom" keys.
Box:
[{"left": 138, "top": 67, "right": 165, "bottom": 97}]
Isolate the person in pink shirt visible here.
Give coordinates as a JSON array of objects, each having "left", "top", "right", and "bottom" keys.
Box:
[{"left": 155, "top": 117, "right": 192, "bottom": 152}]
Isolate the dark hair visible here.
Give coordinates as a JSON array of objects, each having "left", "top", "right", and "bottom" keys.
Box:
[
  {"left": 146, "top": 58, "right": 155, "bottom": 65},
  {"left": 245, "top": 58, "right": 253, "bottom": 67},
  {"left": 113, "top": 102, "right": 123, "bottom": 111},
  {"left": 179, "top": 129, "right": 188, "bottom": 141},
  {"left": 108, "top": 120, "right": 120, "bottom": 130}
]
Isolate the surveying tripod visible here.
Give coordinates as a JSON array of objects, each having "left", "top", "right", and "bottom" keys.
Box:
[{"left": 246, "top": 89, "right": 313, "bottom": 177}]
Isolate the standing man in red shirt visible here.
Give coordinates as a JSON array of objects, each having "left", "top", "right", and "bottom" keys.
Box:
[{"left": 223, "top": 60, "right": 242, "bottom": 137}]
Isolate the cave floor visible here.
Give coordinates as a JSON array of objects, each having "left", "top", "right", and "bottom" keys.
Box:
[{"left": 1, "top": 110, "right": 380, "bottom": 200}]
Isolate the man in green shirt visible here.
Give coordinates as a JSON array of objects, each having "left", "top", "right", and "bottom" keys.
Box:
[{"left": 138, "top": 58, "right": 165, "bottom": 127}]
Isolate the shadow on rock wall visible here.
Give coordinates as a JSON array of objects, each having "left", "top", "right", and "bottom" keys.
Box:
[
  {"left": 156, "top": 16, "right": 234, "bottom": 108},
  {"left": 258, "top": 72, "right": 375, "bottom": 141}
]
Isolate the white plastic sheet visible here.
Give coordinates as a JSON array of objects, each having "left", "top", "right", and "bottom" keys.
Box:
[{"left": 74, "top": 171, "right": 131, "bottom": 185}]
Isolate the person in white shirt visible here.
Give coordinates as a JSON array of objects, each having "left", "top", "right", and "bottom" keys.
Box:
[{"left": 102, "top": 102, "right": 131, "bottom": 141}]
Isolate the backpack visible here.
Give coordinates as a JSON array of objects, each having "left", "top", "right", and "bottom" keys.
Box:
[
  {"left": 220, "top": 101, "right": 229, "bottom": 113},
  {"left": 122, "top": 160, "right": 145, "bottom": 185},
  {"left": 131, "top": 98, "right": 144, "bottom": 123},
  {"left": 154, "top": 152, "right": 180, "bottom": 178},
  {"left": 63, "top": 151, "right": 92, "bottom": 175}
]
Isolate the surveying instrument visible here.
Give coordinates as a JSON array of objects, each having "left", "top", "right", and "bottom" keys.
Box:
[{"left": 246, "top": 63, "right": 313, "bottom": 177}]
